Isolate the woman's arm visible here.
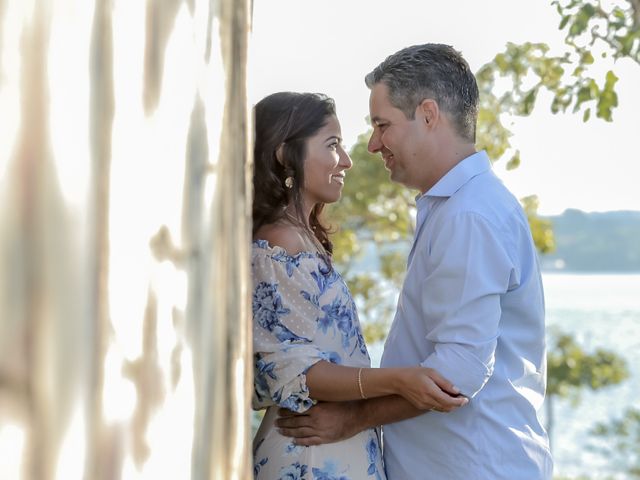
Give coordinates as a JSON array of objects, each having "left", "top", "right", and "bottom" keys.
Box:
[{"left": 306, "top": 361, "right": 467, "bottom": 410}]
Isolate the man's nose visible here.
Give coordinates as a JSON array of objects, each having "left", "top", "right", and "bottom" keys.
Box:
[{"left": 367, "top": 131, "right": 382, "bottom": 153}]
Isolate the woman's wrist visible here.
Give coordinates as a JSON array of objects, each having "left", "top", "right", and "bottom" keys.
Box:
[
  {"left": 358, "top": 367, "right": 398, "bottom": 399},
  {"left": 373, "top": 367, "right": 406, "bottom": 397},
  {"left": 353, "top": 366, "right": 414, "bottom": 402},
  {"left": 391, "top": 367, "right": 409, "bottom": 397}
]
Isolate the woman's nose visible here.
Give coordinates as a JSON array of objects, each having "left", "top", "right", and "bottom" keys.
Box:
[{"left": 339, "top": 149, "right": 353, "bottom": 170}]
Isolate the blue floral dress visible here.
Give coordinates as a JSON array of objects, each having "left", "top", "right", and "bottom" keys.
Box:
[{"left": 252, "top": 240, "right": 386, "bottom": 480}]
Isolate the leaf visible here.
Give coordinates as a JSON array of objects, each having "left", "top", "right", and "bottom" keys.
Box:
[
  {"left": 521, "top": 89, "right": 538, "bottom": 115},
  {"left": 581, "top": 50, "right": 594, "bottom": 65},
  {"left": 580, "top": 3, "right": 596, "bottom": 18},
  {"left": 612, "top": 7, "right": 626, "bottom": 20},
  {"left": 596, "top": 70, "right": 620, "bottom": 121},
  {"left": 547, "top": 330, "right": 629, "bottom": 399},
  {"left": 506, "top": 150, "right": 520, "bottom": 170},
  {"left": 569, "top": 15, "right": 589, "bottom": 37}
]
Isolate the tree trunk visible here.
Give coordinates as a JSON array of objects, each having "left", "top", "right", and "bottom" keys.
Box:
[{"left": 0, "top": 1, "right": 253, "bottom": 478}]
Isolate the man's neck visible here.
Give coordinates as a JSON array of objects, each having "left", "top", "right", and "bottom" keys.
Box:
[{"left": 420, "top": 144, "right": 476, "bottom": 194}]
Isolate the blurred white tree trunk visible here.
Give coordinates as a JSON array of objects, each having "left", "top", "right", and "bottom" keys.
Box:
[{"left": 0, "top": 0, "right": 252, "bottom": 478}]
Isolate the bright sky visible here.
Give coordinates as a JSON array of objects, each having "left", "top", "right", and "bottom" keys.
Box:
[{"left": 248, "top": 0, "right": 640, "bottom": 216}]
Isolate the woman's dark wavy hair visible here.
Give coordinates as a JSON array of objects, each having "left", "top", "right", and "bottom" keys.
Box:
[{"left": 252, "top": 91, "right": 336, "bottom": 254}]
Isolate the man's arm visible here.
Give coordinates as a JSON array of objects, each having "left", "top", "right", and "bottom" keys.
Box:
[
  {"left": 276, "top": 369, "right": 467, "bottom": 446},
  {"left": 276, "top": 395, "right": 422, "bottom": 446},
  {"left": 419, "top": 212, "right": 515, "bottom": 398}
]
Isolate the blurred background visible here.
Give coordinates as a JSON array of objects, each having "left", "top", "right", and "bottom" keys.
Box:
[{"left": 249, "top": 1, "right": 640, "bottom": 479}]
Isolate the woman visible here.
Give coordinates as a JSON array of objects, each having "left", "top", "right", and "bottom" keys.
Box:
[{"left": 251, "top": 92, "right": 456, "bottom": 479}]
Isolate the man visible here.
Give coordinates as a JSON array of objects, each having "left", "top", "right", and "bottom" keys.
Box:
[{"left": 277, "top": 43, "right": 553, "bottom": 479}]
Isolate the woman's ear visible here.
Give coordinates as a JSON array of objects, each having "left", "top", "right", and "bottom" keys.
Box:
[{"left": 275, "top": 143, "right": 285, "bottom": 165}]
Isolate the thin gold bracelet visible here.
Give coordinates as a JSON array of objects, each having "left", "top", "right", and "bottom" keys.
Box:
[{"left": 357, "top": 367, "right": 367, "bottom": 399}]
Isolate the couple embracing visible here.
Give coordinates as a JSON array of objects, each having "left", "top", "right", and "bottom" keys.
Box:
[{"left": 250, "top": 43, "right": 553, "bottom": 480}]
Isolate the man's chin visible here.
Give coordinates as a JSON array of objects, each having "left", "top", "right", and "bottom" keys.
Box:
[
  {"left": 389, "top": 173, "right": 415, "bottom": 190},
  {"left": 389, "top": 170, "right": 403, "bottom": 184}
]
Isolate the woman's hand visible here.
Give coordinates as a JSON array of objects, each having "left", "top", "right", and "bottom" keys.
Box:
[{"left": 396, "top": 366, "right": 468, "bottom": 411}]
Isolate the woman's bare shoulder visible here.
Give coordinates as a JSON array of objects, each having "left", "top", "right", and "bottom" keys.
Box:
[{"left": 254, "top": 223, "right": 309, "bottom": 256}]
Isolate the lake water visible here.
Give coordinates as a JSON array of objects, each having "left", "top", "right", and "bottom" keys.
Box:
[
  {"left": 368, "top": 273, "right": 640, "bottom": 479},
  {"left": 542, "top": 273, "right": 640, "bottom": 478}
]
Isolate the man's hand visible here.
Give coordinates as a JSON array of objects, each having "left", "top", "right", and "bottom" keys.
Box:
[{"left": 275, "top": 401, "right": 362, "bottom": 446}]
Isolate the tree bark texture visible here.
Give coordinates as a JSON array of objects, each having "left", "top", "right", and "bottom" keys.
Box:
[{"left": 0, "top": 0, "right": 253, "bottom": 478}]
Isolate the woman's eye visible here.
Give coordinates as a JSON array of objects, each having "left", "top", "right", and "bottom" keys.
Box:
[{"left": 328, "top": 143, "right": 338, "bottom": 150}]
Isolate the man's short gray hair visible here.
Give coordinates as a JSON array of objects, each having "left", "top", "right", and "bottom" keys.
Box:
[{"left": 365, "top": 43, "right": 479, "bottom": 143}]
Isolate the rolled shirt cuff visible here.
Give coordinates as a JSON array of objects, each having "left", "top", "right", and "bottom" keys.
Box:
[{"left": 420, "top": 344, "right": 493, "bottom": 398}]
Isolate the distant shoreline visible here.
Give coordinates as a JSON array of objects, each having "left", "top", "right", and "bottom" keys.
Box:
[{"left": 539, "top": 209, "right": 640, "bottom": 273}]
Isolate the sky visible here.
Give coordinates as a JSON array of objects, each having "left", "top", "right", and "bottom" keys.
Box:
[{"left": 248, "top": 0, "right": 640, "bottom": 216}]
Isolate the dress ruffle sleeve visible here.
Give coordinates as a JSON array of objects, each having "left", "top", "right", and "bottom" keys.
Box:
[{"left": 251, "top": 242, "right": 330, "bottom": 413}]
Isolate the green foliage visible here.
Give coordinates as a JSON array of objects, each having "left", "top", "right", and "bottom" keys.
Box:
[
  {"left": 475, "top": 79, "right": 515, "bottom": 161},
  {"left": 544, "top": 329, "right": 629, "bottom": 457},
  {"left": 327, "top": 131, "right": 414, "bottom": 342},
  {"left": 589, "top": 407, "right": 640, "bottom": 477},
  {"left": 344, "top": 271, "right": 397, "bottom": 344},
  {"left": 556, "top": 0, "right": 640, "bottom": 62},
  {"left": 473, "top": 0, "right": 638, "bottom": 220},
  {"left": 328, "top": 130, "right": 415, "bottom": 247},
  {"left": 547, "top": 329, "right": 629, "bottom": 403},
  {"left": 521, "top": 195, "right": 556, "bottom": 254},
  {"left": 326, "top": 129, "right": 415, "bottom": 267},
  {"left": 477, "top": 0, "right": 638, "bottom": 161},
  {"left": 477, "top": 40, "right": 621, "bottom": 128}
]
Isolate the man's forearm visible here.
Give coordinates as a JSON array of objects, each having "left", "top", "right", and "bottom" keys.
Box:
[
  {"left": 276, "top": 391, "right": 455, "bottom": 446},
  {"left": 357, "top": 394, "right": 424, "bottom": 430}
]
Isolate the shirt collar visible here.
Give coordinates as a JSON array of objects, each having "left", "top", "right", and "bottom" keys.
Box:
[{"left": 416, "top": 150, "right": 492, "bottom": 207}]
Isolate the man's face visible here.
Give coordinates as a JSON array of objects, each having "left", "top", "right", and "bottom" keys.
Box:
[{"left": 367, "top": 83, "right": 429, "bottom": 192}]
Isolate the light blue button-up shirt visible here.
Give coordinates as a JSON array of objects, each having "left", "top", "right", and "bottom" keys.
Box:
[{"left": 380, "top": 151, "right": 553, "bottom": 479}]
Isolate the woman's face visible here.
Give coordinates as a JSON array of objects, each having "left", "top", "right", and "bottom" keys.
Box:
[{"left": 301, "top": 115, "right": 352, "bottom": 206}]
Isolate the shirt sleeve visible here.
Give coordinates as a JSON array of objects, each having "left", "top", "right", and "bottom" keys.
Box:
[
  {"left": 251, "top": 250, "right": 327, "bottom": 413},
  {"left": 419, "top": 212, "right": 517, "bottom": 398}
]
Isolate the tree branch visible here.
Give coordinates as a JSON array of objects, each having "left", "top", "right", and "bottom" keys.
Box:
[{"left": 631, "top": 0, "right": 640, "bottom": 28}]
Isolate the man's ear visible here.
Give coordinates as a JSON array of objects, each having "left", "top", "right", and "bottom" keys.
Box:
[
  {"left": 275, "top": 143, "right": 285, "bottom": 165},
  {"left": 419, "top": 99, "right": 439, "bottom": 126}
]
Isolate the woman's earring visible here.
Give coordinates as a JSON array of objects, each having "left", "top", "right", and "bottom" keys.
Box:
[{"left": 285, "top": 177, "right": 294, "bottom": 189}]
